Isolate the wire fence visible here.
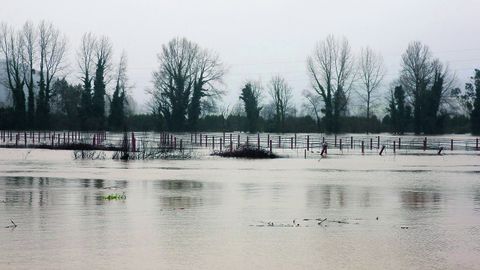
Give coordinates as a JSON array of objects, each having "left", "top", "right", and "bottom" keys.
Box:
[{"left": 1, "top": 130, "right": 479, "bottom": 158}]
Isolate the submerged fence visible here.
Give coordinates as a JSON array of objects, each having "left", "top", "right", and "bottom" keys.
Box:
[{"left": 0, "top": 130, "right": 479, "bottom": 158}]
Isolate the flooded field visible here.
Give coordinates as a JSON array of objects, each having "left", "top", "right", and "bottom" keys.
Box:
[{"left": 1, "top": 148, "right": 480, "bottom": 269}]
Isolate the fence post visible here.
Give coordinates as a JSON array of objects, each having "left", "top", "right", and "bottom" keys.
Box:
[
  {"left": 307, "top": 135, "right": 310, "bottom": 151},
  {"left": 377, "top": 136, "right": 380, "bottom": 149},
  {"left": 237, "top": 134, "right": 240, "bottom": 148},
  {"left": 423, "top": 137, "right": 427, "bottom": 151},
  {"left": 220, "top": 138, "right": 222, "bottom": 151},
  {"left": 334, "top": 135, "right": 337, "bottom": 147},
  {"left": 370, "top": 138, "right": 373, "bottom": 150},
  {"left": 291, "top": 137, "right": 293, "bottom": 149},
  {"left": 361, "top": 141, "right": 364, "bottom": 154},
  {"left": 257, "top": 133, "right": 260, "bottom": 150},
  {"left": 398, "top": 138, "right": 401, "bottom": 149},
  {"left": 350, "top": 136, "right": 353, "bottom": 149},
  {"left": 476, "top": 138, "right": 479, "bottom": 151},
  {"left": 278, "top": 136, "right": 281, "bottom": 148},
  {"left": 180, "top": 139, "right": 183, "bottom": 151},
  {"left": 451, "top": 139, "right": 453, "bottom": 151},
  {"left": 294, "top": 133, "right": 297, "bottom": 148},
  {"left": 379, "top": 145, "right": 386, "bottom": 155},
  {"left": 339, "top": 139, "right": 342, "bottom": 151},
  {"left": 269, "top": 140, "right": 273, "bottom": 154},
  {"left": 393, "top": 141, "right": 396, "bottom": 153},
  {"left": 132, "top": 133, "right": 136, "bottom": 152},
  {"left": 212, "top": 136, "right": 215, "bottom": 149}
]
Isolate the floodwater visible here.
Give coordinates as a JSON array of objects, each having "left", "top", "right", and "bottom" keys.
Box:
[{"left": 1, "top": 148, "right": 480, "bottom": 269}]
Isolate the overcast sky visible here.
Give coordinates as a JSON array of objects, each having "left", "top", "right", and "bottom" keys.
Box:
[{"left": 1, "top": 0, "right": 479, "bottom": 113}]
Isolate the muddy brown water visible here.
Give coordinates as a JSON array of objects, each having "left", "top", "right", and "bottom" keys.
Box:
[{"left": 0, "top": 148, "right": 479, "bottom": 269}]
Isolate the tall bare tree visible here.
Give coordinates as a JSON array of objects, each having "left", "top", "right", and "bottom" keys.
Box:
[
  {"left": 37, "top": 21, "right": 67, "bottom": 127},
  {"left": 400, "top": 41, "right": 456, "bottom": 134},
  {"left": 91, "top": 35, "right": 112, "bottom": 129},
  {"left": 188, "top": 49, "right": 224, "bottom": 130},
  {"left": 21, "top": 21, "right": 37, "bottom": 128},
  {"left": 151, "top": 37, "right": 224, "bottom": 131},
  {"left": 358, "top": 47, "right": 385, "bottom": 133},
  {"left": 302, "top": 89, "right": 322, "bottom": 131},
  {"left": 0, "top": 23, "right": 26, "bottom": 128},
  {"left": 268, "top": 75, "right": 293, "bottom": 132},
  {"left": 109, "top": 51, "right": 128, "bottom": 130},
  {"left": 307, "top": 35, "right": 355, "bottom": 133},
  {"left": 77, "top": 32, "right": 97, "bottom": 129}
]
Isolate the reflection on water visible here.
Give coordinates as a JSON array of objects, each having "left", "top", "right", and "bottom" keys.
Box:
[
  {"left": 401, "top": 190, "right": 443, "bottom": 210},
  {"left": 1, "top": 151, "right": 480, "bottom": 269}
]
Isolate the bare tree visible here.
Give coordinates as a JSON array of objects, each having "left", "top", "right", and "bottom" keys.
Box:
[
  {"left": 188, "top": 48, "right": 225, "bottom": 129},
  {"left": 267, "top": 75, "right": 293, "bottom": 132},
  {"left": 302, "top": 89, "right": 322, "bottom": 131},
  {"left": 307, "top": 35, "right": 355, "bottom": 133},
  {"left": 37, "top": 21, "right": 67, "bottom": 127},
  {"left": 400, "top": 41, "right": 456, "bottom": 134},
  {"left": 21, "top": 21, "right": 37, "bottom": 128},
  {"left": 358, "top": 47, "right": 385, "bottom": 133},
  {"left": 0, "top": 23, "right": 26, "bottom": 127},
  {"left": 91, "top": 35, "right": 113, "bottom": 129},
  {"left": 77, "top": 33, "right": 96, "bottom": 94},
  {"left": 109, "top": 51, "right": 128, "bottom": 130},
  {"left": 77, "top": 32, "right": 97, "bottom": 128},
  {"left": 151, "top": 37, "right": 224, "bottom": 131}
]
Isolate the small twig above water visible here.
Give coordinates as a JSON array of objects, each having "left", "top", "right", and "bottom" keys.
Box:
[{"left": 5, "top": 219, "right": 17, "bottom": 228}]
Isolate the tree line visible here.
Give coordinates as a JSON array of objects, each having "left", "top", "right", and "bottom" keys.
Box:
[
  {"left": 0, "top": 22, "right": 479, "bottom": 135},
  {"left": 0, "top": 21, "right": 129, "bottom": 131}
]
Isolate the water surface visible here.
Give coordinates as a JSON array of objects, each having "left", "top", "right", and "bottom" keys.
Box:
[{"left": 1, "top": 149, "right": 480, "bottom": 269}]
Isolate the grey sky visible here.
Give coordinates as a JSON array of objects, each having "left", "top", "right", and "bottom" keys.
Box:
[{"left": 1, "top": 0, "right": 479, "bottom": 113}]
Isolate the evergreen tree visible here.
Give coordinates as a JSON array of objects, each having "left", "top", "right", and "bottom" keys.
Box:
[
  {"left": 470, "top": 69, "right": 480, "bottom": 135},
  {"left": 91, "top": 37, "right": 112, "bottom": 130},
  {"left": 240, "top": 83, "right": 262, "bottom": 133}
]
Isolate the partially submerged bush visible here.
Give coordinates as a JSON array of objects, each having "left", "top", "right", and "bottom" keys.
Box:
[
  {"left": 102, "top": 192, "right": 126, "bottom": 200},
  {"left": 73, "top": 150, "right": 106, "bottom": 160},
  {"left": 212, "top": 144, "right": 279, "bottom": 159},
  {"left": 112, "top": 146, "right": 192, "bottom": 160}
]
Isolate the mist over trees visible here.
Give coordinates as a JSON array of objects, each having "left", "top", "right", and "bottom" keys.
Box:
[{"left": 0, "top": 21, "right": 477, "bottom": 134}]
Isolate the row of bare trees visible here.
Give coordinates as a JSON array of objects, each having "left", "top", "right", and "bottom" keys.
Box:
[
  {"left": 0, "top": 21, "right": 66, "bottom": 129},
  {"left": 0, "top": 21, "right": 130, "bottom": 130},
  {"left": 0, "top": 24, "right": 473, "bottom": 134},
  {"left": 303, "top": 35, "right": 458, "bottom": 134}
]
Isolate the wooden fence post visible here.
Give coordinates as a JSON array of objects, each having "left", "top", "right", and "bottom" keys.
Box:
[{"left": 307, "top": 135, "right": 310, "bottom": 151}]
